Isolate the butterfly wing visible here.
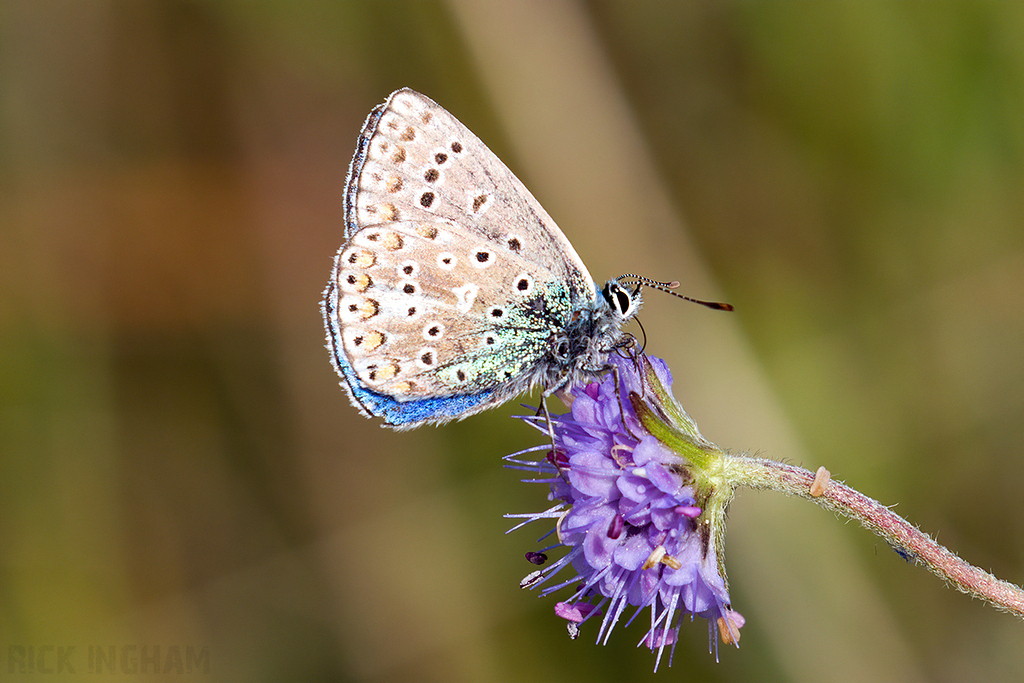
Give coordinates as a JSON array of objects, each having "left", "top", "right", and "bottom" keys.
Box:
[
  {"left": 323, "top": 89, "right": 597, "bottom": 427},
  {"left": 346, "top": 88, "right": 596, "bottom": 303}
]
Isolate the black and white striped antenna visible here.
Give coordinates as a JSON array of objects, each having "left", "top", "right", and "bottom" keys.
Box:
[{"left": 616, "top": 274, "right": 733, "bottom": 311}]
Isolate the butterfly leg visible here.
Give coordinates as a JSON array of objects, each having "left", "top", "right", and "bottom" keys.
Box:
[
  {"left": 534, "top": 393, "right": 573, "bottom": 484},
  {"left": 540, "top": 396, "right": 558, "bottom": 461},
  {"left": 608, "top": 357, "right": 644, "bottom": 443}
]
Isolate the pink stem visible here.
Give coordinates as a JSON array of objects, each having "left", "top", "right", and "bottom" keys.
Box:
[{"left": 733, "top": 455, "right": 1024, "bottom": 618}]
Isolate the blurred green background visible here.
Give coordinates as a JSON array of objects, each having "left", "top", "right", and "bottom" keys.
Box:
[{"left": 2, "top": 1, "right": 1023, "bottom": 681}]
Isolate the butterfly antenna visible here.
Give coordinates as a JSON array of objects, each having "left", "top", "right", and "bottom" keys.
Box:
[{"left": 617, "top": 274, "right": 733, "bottom": 311}]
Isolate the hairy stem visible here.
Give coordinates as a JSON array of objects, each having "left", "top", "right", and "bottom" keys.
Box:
[{"left": 727, "top": 455, "right": 1024, "bottom": 618}]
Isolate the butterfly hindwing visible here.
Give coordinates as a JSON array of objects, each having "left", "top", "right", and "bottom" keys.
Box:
[{"left": 332, "top": 219, "right": 576, "bottom": 400}]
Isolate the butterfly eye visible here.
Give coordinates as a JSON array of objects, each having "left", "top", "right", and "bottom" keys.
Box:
[{"left": 602, "top": 282, "right": 635, "bottom": 316}]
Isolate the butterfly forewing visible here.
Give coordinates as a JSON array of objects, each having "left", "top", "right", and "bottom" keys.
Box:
[{"left": 346, "top": 88, "right": 595, "bottom": 304}]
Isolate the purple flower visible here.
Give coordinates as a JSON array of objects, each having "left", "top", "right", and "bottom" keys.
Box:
[{"left": 507, "top": 353, "right": 743, "bottom": 669}]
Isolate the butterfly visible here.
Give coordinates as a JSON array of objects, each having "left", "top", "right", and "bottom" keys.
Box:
[{"left": 322, "top": 88, "right": 649, "bottom": 429}]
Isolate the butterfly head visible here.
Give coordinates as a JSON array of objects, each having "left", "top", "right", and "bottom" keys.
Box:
[{"left": 537, "top": 278, "right": 640, "bottom": 397}]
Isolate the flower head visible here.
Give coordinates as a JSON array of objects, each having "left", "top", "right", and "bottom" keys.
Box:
[{"left": 506, "top": 352, "right": 743, "bottom": 669}]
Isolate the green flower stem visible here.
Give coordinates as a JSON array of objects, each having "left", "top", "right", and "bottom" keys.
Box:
[
  {"left": 627, "top": 353, "right": 1023, "bottom": 618},
  {"left": 725, "top": 455, "right": 1024, "bottom": 619}
]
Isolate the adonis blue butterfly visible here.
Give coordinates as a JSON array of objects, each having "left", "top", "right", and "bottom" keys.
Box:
[{"left": 322, "top": 89, "right": 727, "bottom": 428}]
